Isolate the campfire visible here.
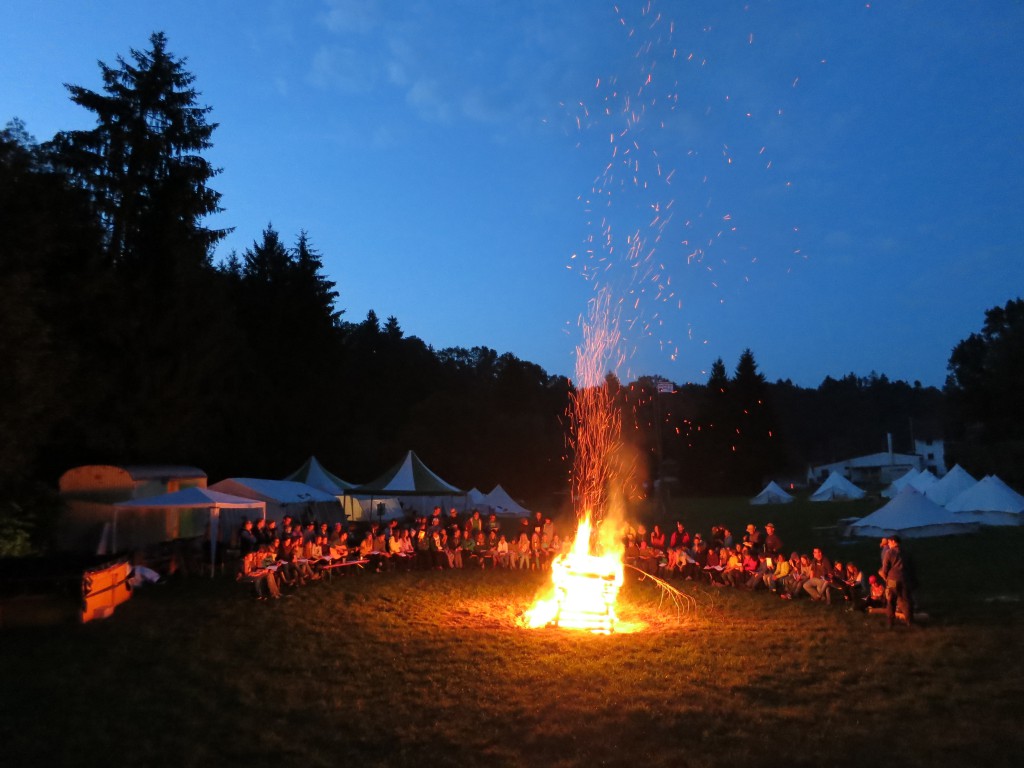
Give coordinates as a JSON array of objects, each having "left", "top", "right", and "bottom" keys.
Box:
[
  {"left": 524, "top": 288, "right": 630, "bottom": 633},
  {"left": 524, "top": 515, "right": 624, "bottom": 634}
]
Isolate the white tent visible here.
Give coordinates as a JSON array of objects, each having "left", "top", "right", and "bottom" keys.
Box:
[
  {"left": 750, "top": 481, "right": 795, "bottom": 505},
  {"left": 356, "top": 496, "right": 407, "bottom": 522},
  {"left": 114, "top": 487, "right": 266, "bottom": 575},
  {"left": 482, "top": 484, "right": 531, "bottom": 517},
  {"left": 924, "top": 464, "right": 978, "bottom": 507},
  {"left": 847, "top": 487, "right": 979, "bottom": 538},
  {"left": 810, "top": 471, "right": 866, "bottom": 502},
  {"left": 350, "top": 450, "right": 466, "bottom": 515},
  {"left": 946, "top": 475, "right": 1024, "bottom": 526},
  {"left": 882, "top": 468, "right": 920, "bottom": 498},
  {"left": 467, "top": 487, "right": 488, "bottom": 507},
  {"left": 908, "top": 469, "right": 939, "bottom": 493},
  {"left": 284, "top": 456, "right": 355, "bottom": 495},
  {"left": 283, "top": 456, "right": 365, "bottom": 520},
  {"left": 209, "top": 478, "right": 343, "bottom": 524}
]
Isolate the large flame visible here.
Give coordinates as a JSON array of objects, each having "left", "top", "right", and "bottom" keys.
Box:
[
  {"left": 523, "top": 512, "right": 625, "bottom": 633},
  {"left": 524, "top": 287, "right": 631, "bottom": 634}
]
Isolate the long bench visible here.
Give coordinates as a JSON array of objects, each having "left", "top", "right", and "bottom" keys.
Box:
[{"left": 319, "top": 559, "right": 370, "bottom": 579}]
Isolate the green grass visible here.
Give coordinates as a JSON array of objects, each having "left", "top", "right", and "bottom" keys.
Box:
[{"left": 1, "top": 507, "right": 1022, "bottom": 768}]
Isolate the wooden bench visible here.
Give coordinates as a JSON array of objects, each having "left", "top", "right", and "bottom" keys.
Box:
[{"left": 319, "top": 559, "right": 370, "bottom": 580}]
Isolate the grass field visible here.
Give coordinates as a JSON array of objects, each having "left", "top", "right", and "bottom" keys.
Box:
[{"left": 1, "top": 497, "right": 1022, "bottom": 768}]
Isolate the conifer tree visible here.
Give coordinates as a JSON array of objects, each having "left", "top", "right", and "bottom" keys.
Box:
[{"left": 53, "top": 32, "right": 226, "bottom": 274}]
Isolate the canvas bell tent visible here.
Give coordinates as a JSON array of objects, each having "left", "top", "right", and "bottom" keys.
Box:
[
  {"left": 750, "top": 481, "right": 795, "bottom": 506},
  {"left": 810, "top": 471, "right": 866, "bottom": 502},
  {"left": 946, "top": 475, "right": 1024, "bottom": 526},
  {"left": 847, "top": 487, "right": 978, "bottom": 538},
  {"left": 923, "top": 464, "right": 978, "bottom": 507}
]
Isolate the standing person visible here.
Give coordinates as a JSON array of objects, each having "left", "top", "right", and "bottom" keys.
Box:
[
  {"left": 763, "top": 523, "right": 783, "bottom": 557},
  {"left": 238, "top": 519, "right": 257, "bottom": 557},
  {"left": 880, "top": 536, "right": 915, "bottom": 628},
  {"left": 743, "top": 524, "right": 764, "bottom": 554}
]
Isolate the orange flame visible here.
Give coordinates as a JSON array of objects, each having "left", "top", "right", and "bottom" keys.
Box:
[{"left": 524, "top": 287, "right": 629, "bottom": 633}]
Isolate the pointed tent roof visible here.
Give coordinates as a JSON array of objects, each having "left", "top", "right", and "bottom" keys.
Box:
[
  {"left": 924, "top": 464, "right": 978, "bottom": 507},
  {"left": 750, "top": 480, "right": 795, "bottom": 505},
  {"left": 946, "top": 475, "right": 1024, "bottom": 515},
  {"left": 908, "top": 469, "right": 939, "bottom": 493},
  {"left": 284, "top": 456, "right": 355, "bottom": 495},
  {"left": 848, "top": 487, "right": 978, "bottom": 538},
  {"left": 483, "top": 484, "right": 531, "bottom": 517},
  {"left": 882, "top": 468, "right": 920, "bottom": 498},
  {"left": 352, "top": 451, "right": 463, "bottom": 496},
  {"left": 810, "top": 471, "right": 865, "bottom": 501},
  {"left": 467, "top": 487, "right": 488, "bottom": 506}
]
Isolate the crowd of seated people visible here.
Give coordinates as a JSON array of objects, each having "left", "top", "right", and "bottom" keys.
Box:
[
  {"left": 236, "top": 514, "right": 372, "bottom": 599},
  {"left": 623, "top": 520, "right": 880, "bottom": 611},
  {"left": 235, "top": 508, "right": 567, "bottom": 598},
  {"left": 236, "top": 510, "right": 886, "bottom": 616}
]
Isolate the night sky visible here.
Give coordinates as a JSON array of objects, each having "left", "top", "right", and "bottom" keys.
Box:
[{"left": 4, "top": 1, "right": 1022, "bottom": 387}]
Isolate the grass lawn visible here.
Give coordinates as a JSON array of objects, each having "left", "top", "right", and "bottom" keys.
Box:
[{"left": 1, "top": 498, "right": 1022, "bottom": 768}]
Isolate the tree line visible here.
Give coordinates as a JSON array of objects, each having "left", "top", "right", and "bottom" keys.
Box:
[{"left": 1, "top": 33, "right": 1019, "bottom": 549}]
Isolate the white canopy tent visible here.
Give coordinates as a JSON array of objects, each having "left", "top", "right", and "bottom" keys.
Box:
[
  {"left": 847, "top": 487, "right": 979, "bottom": 539},
  {"left": 923, "top": 464, "right": 978, "bottom": 507},
  {"left": 946, "top": 475, "right": 1024, "bottom": 526},
  {"left": 349, "top": 451, "right": 466, "bottom": 516},
  {"left": 113, "top": 487, "right": 266, "bottom": 575},
  {"left": 810, "top": 471, "right": 866, "bottom": 502},
  {"left": 482, "top": 484, "right": 531, "bottom": 517},
  {"left": 283, "top": 456, "right": 365, "bottom": 520},
  {"left": 209, "top": 478, "right": 343, "bottom": 524},
  {"left": 750, "top": 481, "right": 795, "bottom": 506}
]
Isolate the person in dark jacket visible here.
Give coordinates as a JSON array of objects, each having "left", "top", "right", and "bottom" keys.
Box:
[{"left": 880, "top": 535, "right": 915, "bottom": 627}]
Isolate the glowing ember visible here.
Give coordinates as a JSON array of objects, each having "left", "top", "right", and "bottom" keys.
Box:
[{"left": 524, "top": 288, "right": 631, "bottom": 634}]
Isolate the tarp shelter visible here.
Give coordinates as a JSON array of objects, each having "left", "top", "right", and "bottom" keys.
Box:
[
  {"left": 482, "top": 484, "right": 531, "bottom": 517},
  {"left": 284, "top": 456, "right": 363, "bottom": 520},
  {"left": 847, "top": 487, "right": 979, "bottom": 538},
  {"left": 114, "top": 488, "right": 266, "bottom": 575},
  {"left": 946, "top": 475, "right": 1024, "bottom": 526},
  {"left": 810, "top": 471, "right": 866, "bottom": 502},
  {"left": 467, "top": 487, "right": 488, "bottom": 507},
  {"left": 750, "top": 481, "right": 795, "bottom": 505},
  {"left": 350, "top": 451, "right": 466, "bottom": 516},
  {"left": 882, "top": 468, "right": 919, "bottom": 499},
  {"left": 209, "top": 478, "right": 343, "bottom": 524},
  {"left": 924, "top": 464, "right": 978, "bottom": 507}
]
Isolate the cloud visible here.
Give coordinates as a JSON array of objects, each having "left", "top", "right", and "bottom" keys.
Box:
[
  {"left": 405, "top": 77, "right": 451, "bottom": 123},
  {"left": 308, "top": 45, "right": 376, "bottom": 92},
  {"left": 319, "top": 0, "right": 380, "bottom": 35}
]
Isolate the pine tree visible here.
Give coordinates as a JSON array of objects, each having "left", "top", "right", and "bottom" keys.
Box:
[{"left": 52, "top": 32, "right": 226, "bottom": 274}]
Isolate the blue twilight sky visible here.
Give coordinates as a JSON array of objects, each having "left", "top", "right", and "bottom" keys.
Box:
[{"left": 3, "top": 1, "right": 1022, "bottom": 388}]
